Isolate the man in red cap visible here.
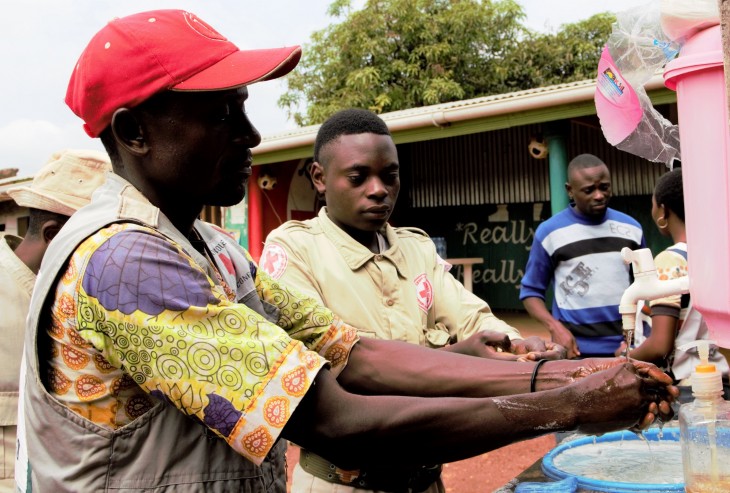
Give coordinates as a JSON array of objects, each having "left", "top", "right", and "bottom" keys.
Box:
[{"left": 19, "top": 9, "right": 677, "bottom": 492}]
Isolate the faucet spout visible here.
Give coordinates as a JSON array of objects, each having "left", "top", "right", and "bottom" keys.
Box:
[{"left": 618, "top": 247, "right": 690, "bottom": 333}]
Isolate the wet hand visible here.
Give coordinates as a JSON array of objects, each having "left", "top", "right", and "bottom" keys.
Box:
[
  {"left": 572, "top": 362, "right": 678, "bottom": 435},
  {"left": 549, "top": 323, "right": 580, "bottom": 359},
  {"left": 514, "top": 338, "right": 567, "bottom": 361},
  {"left": 630, "top": 360, "right": 679, "bottom": 426},
  {"left": 567, "top": 357, "right": 675, "bottom": 386}
]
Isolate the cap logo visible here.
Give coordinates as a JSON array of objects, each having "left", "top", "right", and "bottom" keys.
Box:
[{"left": 183, "top": 11, "right": 227, "bottom": 42}]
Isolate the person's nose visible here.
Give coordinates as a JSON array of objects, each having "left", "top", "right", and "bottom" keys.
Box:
[
  {"left": 366, "top": 178, "right": 388, "bottom": 199},
  {"left": 232, "top": 113, "right": 262, "bottom": 148},
  {"left": 593, "top": 189, "right": 605, "bottom": 201}
]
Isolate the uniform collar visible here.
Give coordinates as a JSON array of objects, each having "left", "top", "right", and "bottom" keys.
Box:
[{"left": 318, "top": 207, "right": 408, "bottom": 277}]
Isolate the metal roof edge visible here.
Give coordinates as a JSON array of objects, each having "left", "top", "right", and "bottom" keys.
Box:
[
  {"left": 253, "top": 75, "right": 672, "bottom": 163},
  {"left": 0, "top": 176, "right": 32, "bottom": 203}
]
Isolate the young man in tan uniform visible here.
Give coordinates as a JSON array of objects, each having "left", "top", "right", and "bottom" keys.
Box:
[
  {"left": 0, "top": 149, "right": 110, "bottom": 491},
  {"left": 261, "top": 109, "right": 562, "bottom": 492}
]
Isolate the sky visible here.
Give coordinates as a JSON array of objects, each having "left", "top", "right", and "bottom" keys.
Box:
[{"left": 0, "top": 0, "right": 643, "bottom": 177}]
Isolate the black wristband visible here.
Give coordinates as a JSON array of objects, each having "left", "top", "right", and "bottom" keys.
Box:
[{"left": 530, "top": 359, "right": 548, "bottom": 393}]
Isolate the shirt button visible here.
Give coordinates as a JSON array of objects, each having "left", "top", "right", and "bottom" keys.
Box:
[
  {"left": 375, "top": 255, "right": 383, "bottom": 261},
  {"left": 386, "top": 299, "right": 394, "bottom": 306}
]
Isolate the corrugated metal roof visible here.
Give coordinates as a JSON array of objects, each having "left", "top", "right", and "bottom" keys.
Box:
[{"left": 253, "top": 75, "right": 675, "bottom": 165}]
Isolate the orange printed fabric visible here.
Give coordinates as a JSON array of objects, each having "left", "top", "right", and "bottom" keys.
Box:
[
  {"left": 45, "top": 223, "right": 359, "bottom": 464},
  {"left": 649, "top": 248, "right": 687, "bottom": 311}
]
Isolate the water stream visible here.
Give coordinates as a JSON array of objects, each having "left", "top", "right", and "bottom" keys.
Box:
[{"left": 624, "top": 328, "right": 634, "bottom": 362}]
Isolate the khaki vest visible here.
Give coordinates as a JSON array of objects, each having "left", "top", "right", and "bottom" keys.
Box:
[{"left": 20, "top": 175, "right": 287, "bottom": 492}]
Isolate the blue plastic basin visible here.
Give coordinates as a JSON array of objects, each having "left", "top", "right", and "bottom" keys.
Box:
[{"left": 541, "top": 428, "right": 683, "bottom": 492}]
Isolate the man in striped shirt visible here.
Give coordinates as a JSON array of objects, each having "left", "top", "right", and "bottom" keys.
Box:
[{"left": 520, "top": 154, "right": 645, "bottom": 358}]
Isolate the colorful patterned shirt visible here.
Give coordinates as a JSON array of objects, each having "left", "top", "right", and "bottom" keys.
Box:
[{"left": 45, "top": 222, "right": 358, "bottom": 464}]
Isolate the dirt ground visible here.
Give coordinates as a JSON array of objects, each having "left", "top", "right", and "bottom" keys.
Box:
[{"left": 285, "top": 311, "right": 557, "bottom": 492}]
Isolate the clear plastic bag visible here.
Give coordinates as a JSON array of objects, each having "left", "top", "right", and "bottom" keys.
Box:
[
  {"left": 609, "top": 2, "right": 680, "bottom": 87},
  {"left": 595, "top": 0, "right": 681, "bottom": 168}
]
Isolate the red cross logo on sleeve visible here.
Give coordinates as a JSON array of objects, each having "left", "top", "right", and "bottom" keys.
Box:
[
  {"left": 414, "top": 273, "right": 433, "bottom": 312},
  {"left": 260, "top": 244, "right": 288, "bottom": 279}
]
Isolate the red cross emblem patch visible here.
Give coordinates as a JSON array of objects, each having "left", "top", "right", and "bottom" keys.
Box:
[
  {"left": 414, "top": 273, "right": 433, "bottom": 313},
  {"left": 260, "top": 244, "right": 288, "bottom": 279}
]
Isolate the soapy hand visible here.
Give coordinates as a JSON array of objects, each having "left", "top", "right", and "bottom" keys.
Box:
[{"left": 570, "top": 362, "right": 678, "bottom": 435}]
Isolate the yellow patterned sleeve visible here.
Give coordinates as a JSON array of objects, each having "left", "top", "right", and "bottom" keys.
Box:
[
  {"left": 251, "top": 253, "right": 359, "bottom": 377},
  {"left": 69, "top": 224, "right": 348, "bottom": 465}
]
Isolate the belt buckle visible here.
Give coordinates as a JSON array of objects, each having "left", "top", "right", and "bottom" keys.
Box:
[{"left": 335, "top": 467, "right": 360, "bottom": 484}]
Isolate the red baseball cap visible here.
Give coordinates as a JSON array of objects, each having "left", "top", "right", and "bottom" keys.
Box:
[{"left": 66, "top": 10, "right": 302, "bottom": 137}]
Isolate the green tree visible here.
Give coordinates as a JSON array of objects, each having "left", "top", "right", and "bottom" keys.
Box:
[
  {"left": 279, "top": 1, "right": 615, "bottom": 126},
  {"left": 506, "top": 13, "right": 615, "bottom": 90}
]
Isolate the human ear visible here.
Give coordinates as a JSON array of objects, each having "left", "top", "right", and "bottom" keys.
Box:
[
  {"left": 110, "top": 108, "right": 148, "bottom": 156},
  {"left": 41, "top": 220, "right": 64, "bottom": 245},
  {"left": 310, "top": 161, "right": 326, "bottom": 195}
]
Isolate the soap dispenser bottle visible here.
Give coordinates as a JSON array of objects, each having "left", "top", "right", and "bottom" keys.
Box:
[{"left": 678, "top": 340, "right": 730, "bottom": 492}]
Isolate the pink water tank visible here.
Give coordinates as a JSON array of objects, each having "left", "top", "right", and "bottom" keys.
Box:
[{"left": 664, "top": 24, "right": 730, "bottom": 347}]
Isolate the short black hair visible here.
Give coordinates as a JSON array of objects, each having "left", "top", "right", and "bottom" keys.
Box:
[
  {"left": 567, "top": 153, "right": 607, "bottom": 176},
  {"left": 313, "top": 109, "right": 391, "bottom": 163},
  {"left": 654, "top": 167, "right": 684, "bottom": 222},
  {"left": 25, "top": 208, "right": 69, "bottom": 239}
]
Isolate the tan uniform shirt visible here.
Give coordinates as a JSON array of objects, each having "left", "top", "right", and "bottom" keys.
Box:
[
  {"left": 0, "top": 235, "right": 34, "bottom": 491},
  {"left": 263, "top": 210, "right": 521, "bottom": 493},
  {"left": 262, "top": 208, "right": 521, "bottom": 347}
]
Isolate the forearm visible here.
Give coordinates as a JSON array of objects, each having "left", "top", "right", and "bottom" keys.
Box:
[
  {"left": 337, "top": 337, "right": 568, "bottom": 397},
  {"left": 284, "top": 368, "right": 576, "bottom": 468},
  {"left": 522, "top": 296, "right": 557, "bottom": 328},
  {"left": 629, "top": 315, "right": 677, "bottom": 364}
]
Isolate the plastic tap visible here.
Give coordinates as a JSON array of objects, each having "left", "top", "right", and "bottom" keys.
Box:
[{"left": 619, "top": 247, "right": 690, "bottom": 333}]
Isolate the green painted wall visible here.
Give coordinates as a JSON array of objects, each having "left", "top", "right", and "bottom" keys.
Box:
[{"left": 408, "top": 196, "right": 671, "bottom": 310}]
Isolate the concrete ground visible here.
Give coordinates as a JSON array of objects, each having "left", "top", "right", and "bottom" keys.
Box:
[{"left": 286, "top": 311, "right": 557, "bottom": 493}]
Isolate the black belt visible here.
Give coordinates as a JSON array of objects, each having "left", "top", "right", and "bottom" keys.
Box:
[{"left": 298, "top": 448, "right": 441, "bottom": 492}]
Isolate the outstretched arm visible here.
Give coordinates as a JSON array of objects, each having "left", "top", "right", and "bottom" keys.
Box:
[
  {"left": 283, "top": 361, "right": 675, "bottom": 469},
  {"left": 335, "top": 336, "right": 671, "bottom": 400}
]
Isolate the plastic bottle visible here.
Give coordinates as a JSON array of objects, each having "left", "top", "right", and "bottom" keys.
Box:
[{"left": 678, "top": 340, "right": 730, "bottom": 492}]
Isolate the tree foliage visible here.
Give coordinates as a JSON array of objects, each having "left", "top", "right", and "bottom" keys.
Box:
[
  {"left": 279, "top": 0, "right": 615, "bottom": 126},
  {"left": 506, "top": 13, "right": 616, "bottom": 90}
]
